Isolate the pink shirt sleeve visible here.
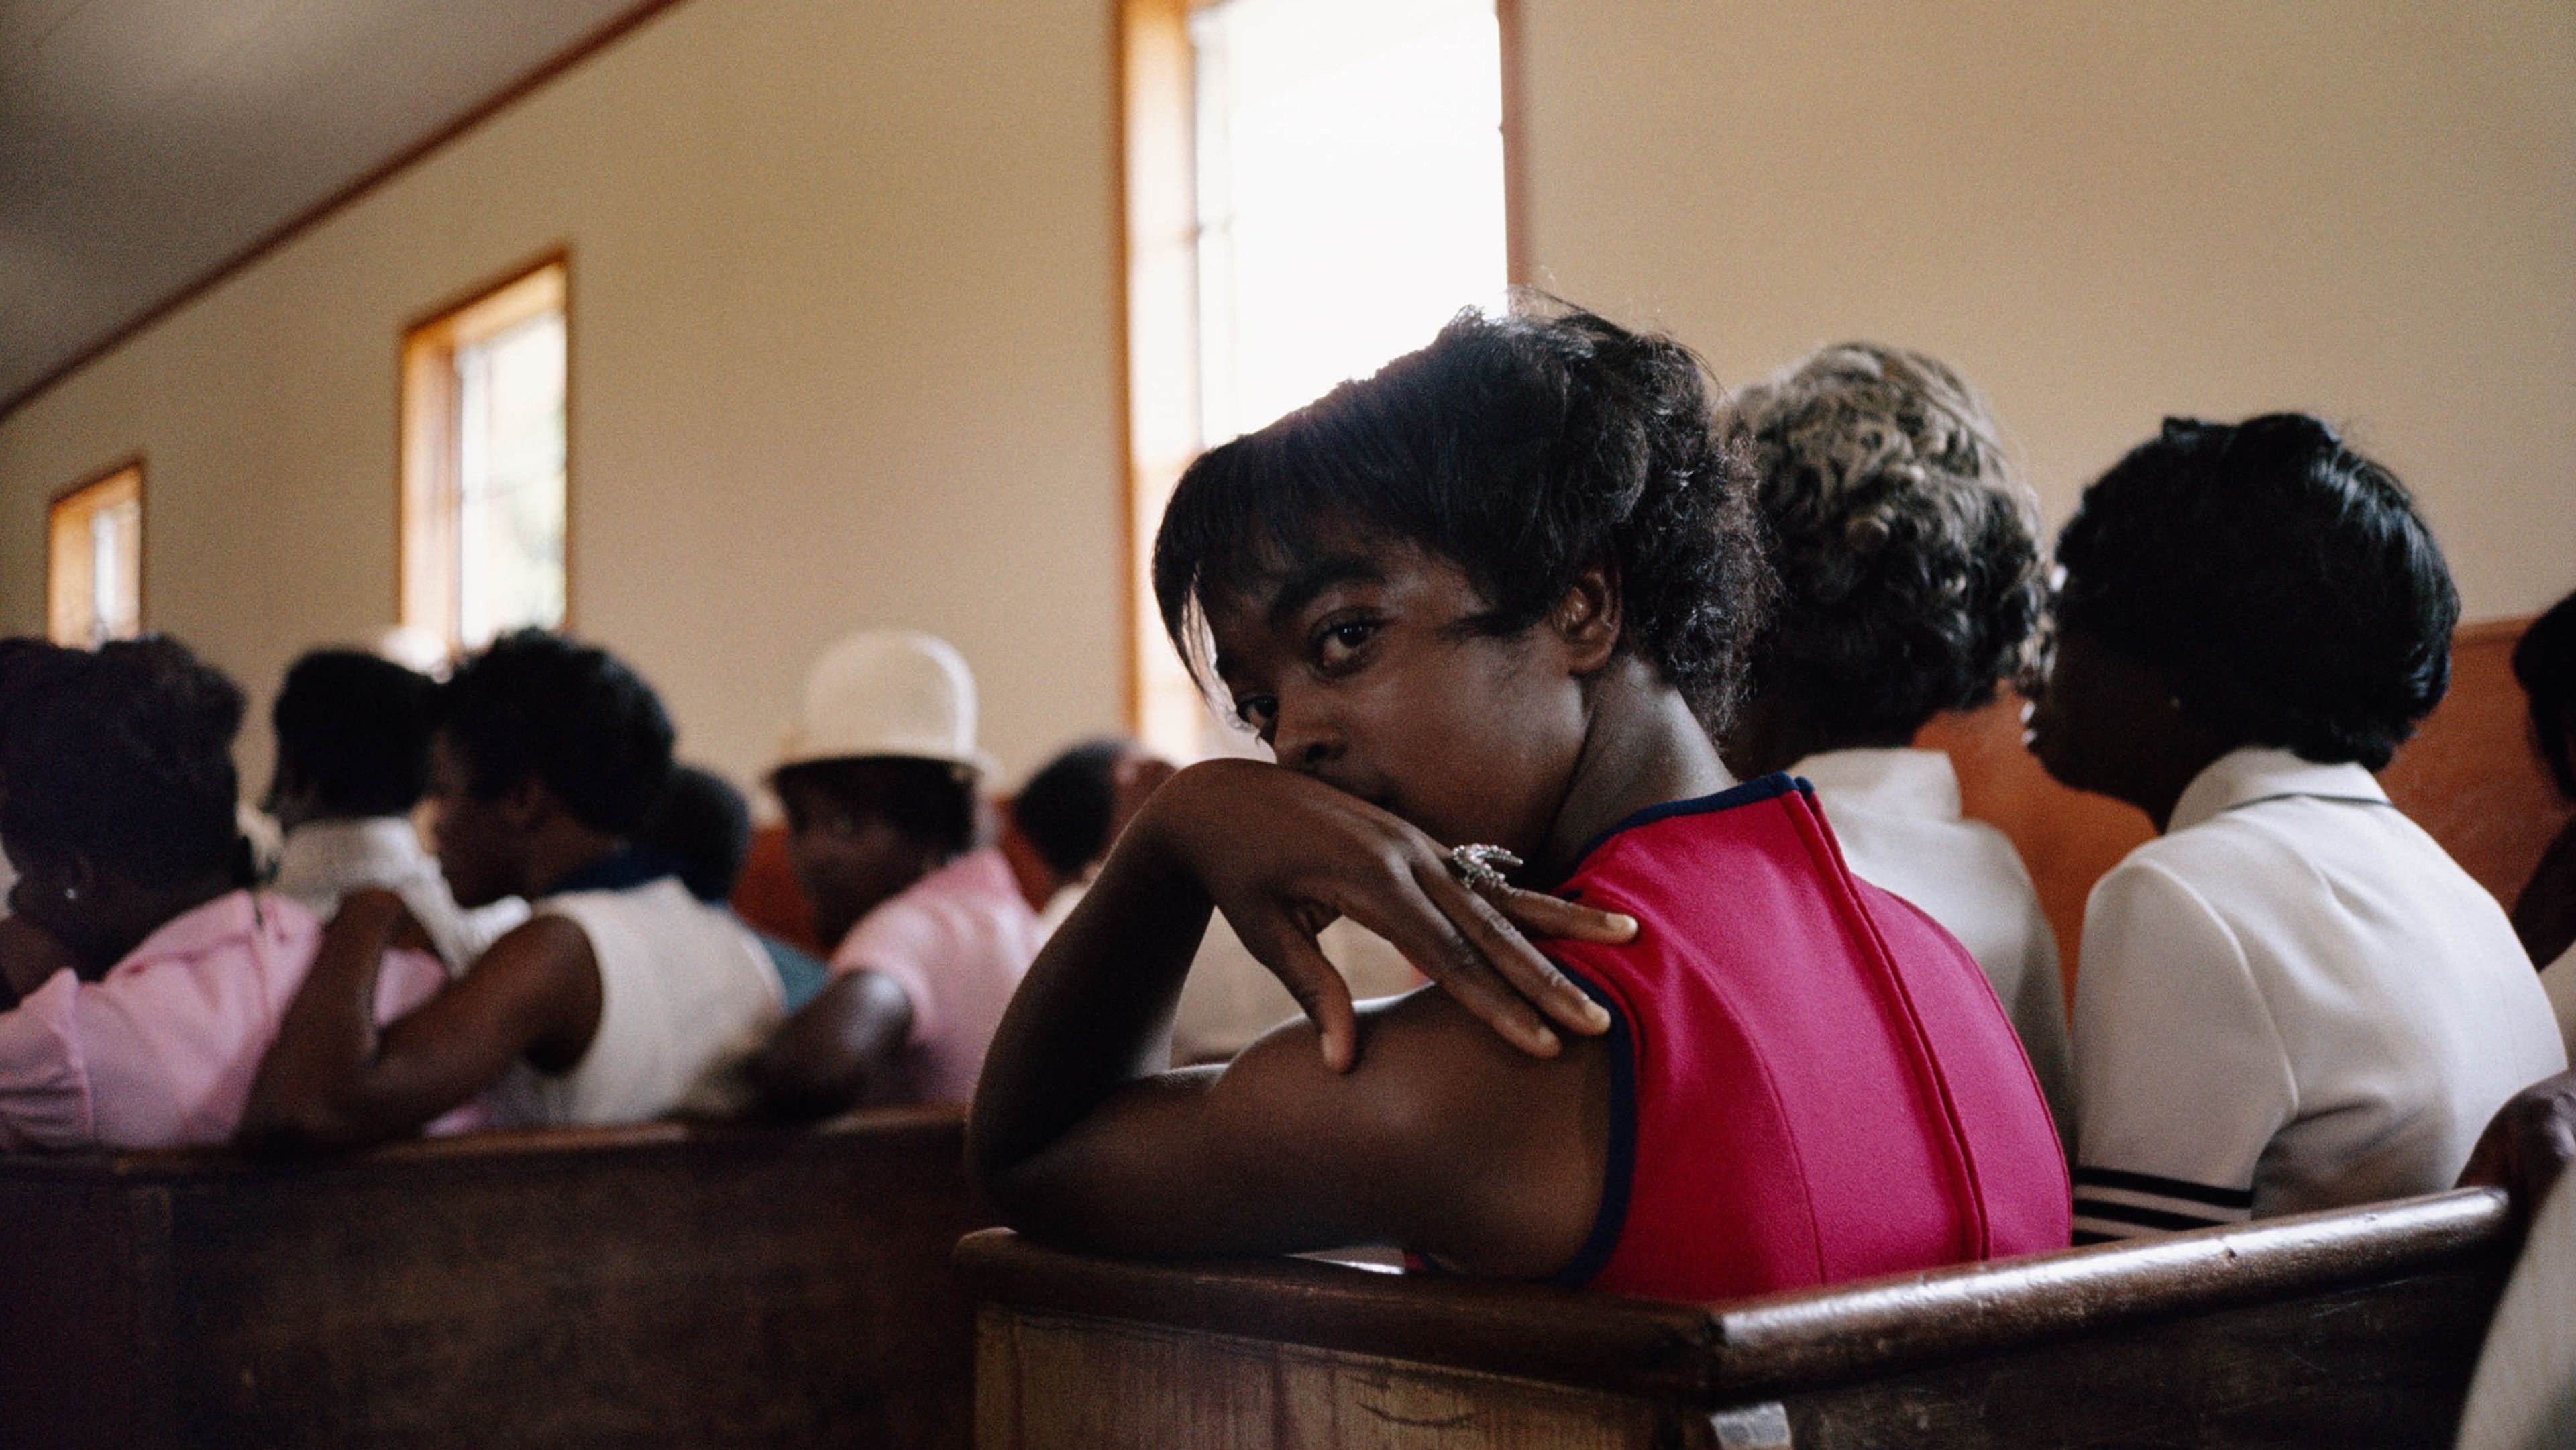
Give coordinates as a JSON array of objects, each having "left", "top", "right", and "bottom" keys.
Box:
[
  {"left": 832, "top": 898, "right": 957, "bottom": 1045},
  {"left": 0, "top": 970, "right": 94, "bottom": 1150},
  {"left": 0, "top": 938, "right": 455, "bottom": 1153}
]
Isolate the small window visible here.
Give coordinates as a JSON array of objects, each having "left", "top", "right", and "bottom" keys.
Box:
[
  {"left": 401, "top": 258, "right": 568, "bottom": 652},
  {"left": 1124, "top": 0, "right": 1511, "bottom": 756},
  {"left": 48, "top": 463, "right": 144, "bottom": 647}
]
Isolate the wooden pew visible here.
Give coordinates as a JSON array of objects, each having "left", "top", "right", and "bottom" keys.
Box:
[
  {"left": 960, "top": 1188, "right": 2519, "bottom": 1449},
  {"left": 0, "top": 1107, "right": 985, "bottom": 1450}
]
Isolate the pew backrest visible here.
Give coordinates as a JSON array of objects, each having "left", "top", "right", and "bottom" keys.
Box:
[
  {"left": 1, "top": 1108, "right": 984, "bottom": 1450},
  {"left": 960, "top": 1188, "right": 2519, "bottom": 1449}
]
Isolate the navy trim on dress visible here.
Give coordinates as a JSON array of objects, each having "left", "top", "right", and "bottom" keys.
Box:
[
  {"left": 2072, "top": 1166, "right": 2255, "bottom": 1209},
  {"left": 1548, "top": 967, "right": 1638, "bottom": 1288},
  {"left": 1556, "top": 772, "right": 1811, "bottom": 887},
  {"left": 548, "top": 848, "right": 682, "bottom": 896}
]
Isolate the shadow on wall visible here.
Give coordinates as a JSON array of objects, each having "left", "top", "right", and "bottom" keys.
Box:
[{"left": 1925, "top": 617, "right": 2567, "bottom": 994}]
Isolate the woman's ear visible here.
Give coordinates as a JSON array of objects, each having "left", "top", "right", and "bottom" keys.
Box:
[
  {"left": 499, "top": 774, "right": 554, "bottom": 832},
  {"left": 1550, "top": 564, "right": 1623, "bottom": 674}
]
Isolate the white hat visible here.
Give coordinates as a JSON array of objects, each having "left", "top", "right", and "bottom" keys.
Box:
[{"left": 775, "top": 630, "right": 996, "bottom": 780}]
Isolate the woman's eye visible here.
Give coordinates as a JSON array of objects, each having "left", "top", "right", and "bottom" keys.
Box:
[
  {"left": 1316, "top": 620, "right": 1377, "bottom": 668},
  {"left": 1232, "top": 695, "right": 1277, "bottom": 729}
]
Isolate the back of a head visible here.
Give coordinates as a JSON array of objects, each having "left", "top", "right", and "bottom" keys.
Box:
[
  {"left": 1010, "top": 739, "right": 1134, "bottom": 878},
  {"left": 0, "top": 637, "right": 74, "bottom": 758},
  {"left": 2514, "top": 590, "right": 2576, "bottom": 799},
  {"left": 0, "top": 637, "right": 246, "bottom": 887},
  {"left": 2055, "top": 413, "right": 2458, "bottom": 771},
  {"left": 643, "top": 764, "right": 753, "bottom": 902},
  {"left": 272, "top": 649, "right": 439, "bottom": 818},
  {"left": 1719, "top": 342, "right": 2045, "bottom": 739},
  {"left": 1152, "top": 295, "right": 1774, "bottom": 729},
  {"left": 438, "top": 629, "right": 675, "bottom": 837}
]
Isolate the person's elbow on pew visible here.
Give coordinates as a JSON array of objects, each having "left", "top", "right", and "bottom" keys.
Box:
[
  {"left": 745, "top": 968, "right": 914, "bottom": 1123},
  {"left": 2457, "top": 1067, "right": 2576, "bottom": 1214}
]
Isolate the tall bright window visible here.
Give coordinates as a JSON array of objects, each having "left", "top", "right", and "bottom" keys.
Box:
[
  {"left": 402, "top": 258, "right": 568, "bottom": 652},
  {"left": 48, "top": 463, "right": 144, "bottom": 647},
  {"left": 1126, "top": 0, "right": 1512, "bottom": 756}
]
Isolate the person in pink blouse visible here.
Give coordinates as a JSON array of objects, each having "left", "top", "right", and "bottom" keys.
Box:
[{"left": 0, "top": 638, "right": 445, "bottom": 1151}]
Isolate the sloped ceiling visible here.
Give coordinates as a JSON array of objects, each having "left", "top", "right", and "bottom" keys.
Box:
[{"left": 0, "top": 0, "right": 666, "bottom": 415}]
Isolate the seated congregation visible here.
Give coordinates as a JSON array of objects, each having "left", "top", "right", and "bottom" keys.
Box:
[{"left": 2, "top": 301, "right": 2572, "bottom": 1358}]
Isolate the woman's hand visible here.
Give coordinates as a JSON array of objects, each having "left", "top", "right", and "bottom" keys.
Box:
[
  {"left": 1134, "top": 758, "right": 1635, "bottom": 1072},
  {"left": 0, "top": 914, "right": 82, "bottom": 1007}
]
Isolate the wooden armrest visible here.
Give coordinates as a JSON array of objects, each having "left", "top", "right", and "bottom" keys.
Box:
[{"left": 959, "top": 1187, "right": 2518, "bottom": 1405}]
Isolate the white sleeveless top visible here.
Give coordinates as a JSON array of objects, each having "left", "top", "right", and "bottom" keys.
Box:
[{"left": 491, "top": 877, "right": 784, "bottom": 1125}]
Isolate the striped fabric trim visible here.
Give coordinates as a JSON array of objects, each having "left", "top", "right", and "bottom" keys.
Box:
[{"left": 2071, "top": 1166, "right": 2254, "bottom": 1242}]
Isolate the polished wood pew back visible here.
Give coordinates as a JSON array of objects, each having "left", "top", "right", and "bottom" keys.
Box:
[
  {"left": 961, "top": 1188, "right": 2518, "bottom": 1449},
  {"left": 0, "top": 1108, "right": 984, "bottom": 1450}
]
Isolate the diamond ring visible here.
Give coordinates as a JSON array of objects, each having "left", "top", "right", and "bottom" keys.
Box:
[{"left": 1444, "top": 843, "right": 1523, "bottom": 895}]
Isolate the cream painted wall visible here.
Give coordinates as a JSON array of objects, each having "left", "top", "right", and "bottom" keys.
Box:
[
  {"left": 0, "top": 0, "right": 1127, "bottom": 797},
  {"left": 1518, "top": 0, "right": 2576, "bottom": 619},
  {"left": 5, "top": 0, "right": 2571, "bottom": 811}
]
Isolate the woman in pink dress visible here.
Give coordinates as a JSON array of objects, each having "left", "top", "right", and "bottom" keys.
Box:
[{"left": 0, "top": 637, "right": 443, "bottom": 1150}]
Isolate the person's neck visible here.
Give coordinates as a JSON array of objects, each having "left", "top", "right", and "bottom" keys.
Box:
[
  {"left": 1721, "top": 690, "right": 1917, "bottom": 780},
  {"left": 1533, "top": 657, "right": 1732, "bottom": 883},
  {"left": 996, "top": 826, "right": 1068, "bottom": 915},
  {"left": 2123, "top": 736, "right": 2239, "bottom": 834},
  {"left": 519, "top": 828, "right": 626, "bottom": 898},
  {"left": 86, "top": 868, "right": 238, "bottom": 976}
]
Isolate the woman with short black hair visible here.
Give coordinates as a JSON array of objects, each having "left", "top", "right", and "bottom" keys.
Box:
[
  {"left": 244, "top": 631, "right": 786, "bottom": 1149},
  {"left": 970, "top": 300, "right": 2068, "bottom": 1299},
  {"left": 2025, "top": 413, "right": 2563, "bottom": 1241},
  {"left": 0, "top": 638, "right": 446, "bottom": 1147},
  {"left": 2508, "top": 590, "right": 2576, "bottom": 1063},
  {"left": 1717, "top": 343, "right": 2070, "bottom": 1146}
]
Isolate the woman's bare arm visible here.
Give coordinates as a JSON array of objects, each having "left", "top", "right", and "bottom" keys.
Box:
[
  {"left": 968, "top": 760, "right": 1625, "bottom": 1270},
  {"left": 747, "top": 968, "right": 916, "bottom": 1121},
  {"left": 241, "top": 890, "right": 601, "bottom": 1151}
]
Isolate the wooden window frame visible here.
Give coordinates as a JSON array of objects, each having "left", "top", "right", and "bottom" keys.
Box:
[
  {"left": 398, "top": 252, "right": 572, "bottom": 651},
  {"left": 46, "top": 458, "right": 146, "bottom": 647},
  {"left": 1115, "top": 0, "right": 1526, "bottom": 750}
]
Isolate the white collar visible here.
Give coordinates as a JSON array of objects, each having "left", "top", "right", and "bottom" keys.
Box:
[
  {"left": 1788, "top": 747, "right": 1964, "bottom": 821},
  {"left": 275, "top": 815, "right": 431, "bottom": 880},
  {"left": 2167, "top": 746, "right": 2389, "bottom": 834}
]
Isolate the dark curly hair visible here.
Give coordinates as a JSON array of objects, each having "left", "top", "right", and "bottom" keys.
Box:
[
  {"left": 2514, "top": 590, "right": 2576, "bottom": 800},
  {"left": 438, "top": 629, "right": 674, "bottom": 837},
  {"left": 1719, "top": 343, "right": 2044, "bottom": 739},
  {"left": 2055, "top": 413, "right": 2458, "bottom": 772},
  {"left": 0, "top": 636, "right": 247, "bottom": 887},
  {"left": 272, "top": 649, "right": 439, "bottom": 818},
  {"left": 641, "top": 764, "right": 753, "bottom": 902},
  {"left": 1153, "top": 297, "right": 1774, "bottom": 727},
  {"left": 1010, "top": 739, "right": 1131, "bottom": 878}
]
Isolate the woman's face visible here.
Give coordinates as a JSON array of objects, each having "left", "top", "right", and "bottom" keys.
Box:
[
  {"left": 1200, "top": 535, "right": 1592, "bottom": 858},
  {"left": 2, "top": 836, "right": 136, "bottom": 976},
  {"left": 2021, "top": 620, "right": 2169, "bottom": 798},
  {"left": 776, "top": 774, "right": 936, "bottom": 949},
  {"left": 426, "top": 733, "right": 520, "bottom": 909}
]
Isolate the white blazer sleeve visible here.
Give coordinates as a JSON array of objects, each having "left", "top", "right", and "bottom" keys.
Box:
[{"left": 2071, "top": 858, "right": 2296, "bottom": 1241}]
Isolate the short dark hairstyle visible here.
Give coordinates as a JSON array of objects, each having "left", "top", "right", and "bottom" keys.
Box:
[
  {"left": 1010, "top": 739, "right": 1131, "bottom": 877},
  {"left": 272, "top": 650, "right": 439, "bottom": 817},
  {"left": 0, "top": 637, "right": 72, "bottom": 758},
  {"left": 1719, "top": 343, "right": 2045, "bottom": 739},
  {"left": 2055, "top": 413, "right": 2459, "bottom": 771},
  {"left": 0, "top": 637, "right": 246, "bottom": 887},
  {"left": 642, "top": 764, "right": 753, "bottom": 903},
  {"left": 1153, "top": 297, "right": 1774, "bottom": 727},
  {"left": 437, "top": 629, "right": 675, "bottom": 837},
  {"left": 772, "top": 756, "right": 976, "bottom": 861},
  {"left": 2514, "top": 590, "right": 2576, "bottom": 799}
]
